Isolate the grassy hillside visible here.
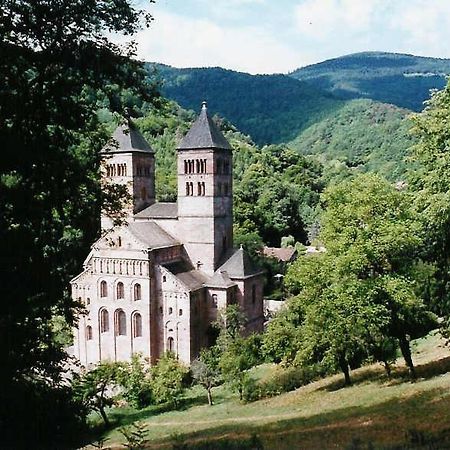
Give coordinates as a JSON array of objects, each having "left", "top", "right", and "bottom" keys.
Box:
[
  {"left": 148, "top": 63, "right": 345, "bottom": 145},
  {"left": 289, "top": 98, "right": 416, "bottom": 183},
  {"left": 290, "top": 52, "right": 450, "bottom": 111},
  {"left": 89, "top": 331, "right": 450, "bottom": 449}
]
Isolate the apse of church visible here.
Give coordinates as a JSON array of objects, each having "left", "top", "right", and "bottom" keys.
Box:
[{"left": 71, "top": 103, "right": 264, "bottom": 367}]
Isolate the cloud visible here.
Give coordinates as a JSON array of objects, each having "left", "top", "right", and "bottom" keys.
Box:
[
  {"left": 131, "top": 10, "right": 306, "bottom": 74},
  {"left": 294, "top": 0, "right": 383, "bottom": 40},
  {"left": 390, "top": 1, "right": 450, "bottom": 56}
]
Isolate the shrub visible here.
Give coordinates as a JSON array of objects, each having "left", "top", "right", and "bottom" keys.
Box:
[
  {"left": 243, "top": 364, "right": 327, "bottom": 402},
  {"left": 119, "top": 354, "right": 152, "bottom": 409}
]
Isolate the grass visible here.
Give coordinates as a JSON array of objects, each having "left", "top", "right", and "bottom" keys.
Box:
[{"left": 86, "top": 331, "right": 450, "bottom": 449}]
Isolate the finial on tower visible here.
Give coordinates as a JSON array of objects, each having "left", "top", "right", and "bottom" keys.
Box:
[{"left": 201, "top": 101, "right": 207, "bottom": 110}]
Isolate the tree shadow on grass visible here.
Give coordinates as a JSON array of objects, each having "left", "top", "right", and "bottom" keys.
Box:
[
  {"left": 319, "top": 355, "right": 450, "bottom": 393},
  {"left": 145, "top": 388, "right": 450, "bottom": 450}
]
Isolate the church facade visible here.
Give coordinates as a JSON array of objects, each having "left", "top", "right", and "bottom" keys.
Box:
[{"left": 71, "top": 103, "right": 265, "bottom": 366}]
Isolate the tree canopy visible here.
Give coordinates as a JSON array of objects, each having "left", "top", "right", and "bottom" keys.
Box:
[{"left": 0, "top": 0, "right": 157, "bottom": 445}]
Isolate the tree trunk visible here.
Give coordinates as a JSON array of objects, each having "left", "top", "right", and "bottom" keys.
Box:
[
  {"left": 98, "top": 407, "right": 109, "bottom": 426},
  {"left": 206, "top": 386, "right": 213, "bottom": 406},
  {"left": 399, "top": 334, "right": 416, "bottom": 380},
  {"left": 383, "top": 360, "right": 392, "bottom": 379},
  {"left": 338, "top": 354, "right": 352, "bottom": 386}
]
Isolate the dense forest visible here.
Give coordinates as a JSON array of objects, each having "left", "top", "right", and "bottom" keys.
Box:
[
  {"left": 289, "top": 99, "right": 415, "bottom": 183},
  {"left": 149, "top": 52, "right": 450, "bottom": 147},
  {"left": 150, "top": 63, "right": 344, "bottom": 144},
  {"left": 290, "top": 51, "right": 450, "bottom": 111}
]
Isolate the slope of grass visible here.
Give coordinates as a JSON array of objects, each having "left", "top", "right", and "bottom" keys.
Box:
[{"left": 88, "top": 331, "right": 450, "bottom": 449}]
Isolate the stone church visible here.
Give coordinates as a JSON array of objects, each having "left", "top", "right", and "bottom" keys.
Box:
[{"left": 71, "top": 103, "right": 265, "bottom": 366}]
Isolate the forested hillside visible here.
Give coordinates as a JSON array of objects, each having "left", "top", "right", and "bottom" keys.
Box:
[
  {"left": 290, "top": 99, "right": 415, "bottom": 183},
  {"left": 290, "top": 52, "right": 450, "bottom": 111},
  {"left": 148, "top": 63, "right": 344, "bottom": 145}
]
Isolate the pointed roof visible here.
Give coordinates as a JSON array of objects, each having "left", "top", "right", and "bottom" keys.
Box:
[
  {"left": 102, "top": 120, "right": 154, "bottom": 154},
  {"left": 177, "top": 102, "right": 232, "bottom": 151},
  {"left": 217, "top": 247, "right": 264, "bottom": 279},
  {"left": 204, "top": 270, "right": 237, "bottom": 289}
]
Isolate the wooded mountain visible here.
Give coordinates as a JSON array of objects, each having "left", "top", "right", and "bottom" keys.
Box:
[
  {"left": 290, "top": 52, "right": 450, "bottom": 111},
  {"left": 149, "top": 52, "right": 449, "bottom": 147},
  {"left": 289, "top": 99, "right": 415, "bottom": 183},
  {"left": 149, "top": 63, "right": 344, "bottom": 145}
]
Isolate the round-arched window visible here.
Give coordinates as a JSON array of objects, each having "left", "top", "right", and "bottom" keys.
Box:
[{"left": 116, "top": 282, "right": 124, "bottom": 299}]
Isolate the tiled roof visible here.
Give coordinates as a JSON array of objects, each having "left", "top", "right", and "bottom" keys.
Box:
[
  {"left": 102, "top": 121, "right": 154, "bottom": 154},
  {"left": 204, "top": 270, "right": 237, "bottom": 289},
  {"left": 134, "top": 202, "right": 178, "bottom": 219},
  {"left": 163, "top": 261, "right": 209, "bottom": 291},
  {"left": 177, "top": 102, "right": 232, "bottom": 151},
  {"left": 217, "top": 247, "right": 263, "bottom": 279},
  {"left": 263, "top": 246, "right": 297, "bottom": 262},
  {"left": 128, "top": 222, "right": 178, "bottom": 249}
]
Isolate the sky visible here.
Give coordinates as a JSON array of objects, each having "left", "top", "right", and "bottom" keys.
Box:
[{"left": 126, "top": 0, "right": 450, "bottom": 74}]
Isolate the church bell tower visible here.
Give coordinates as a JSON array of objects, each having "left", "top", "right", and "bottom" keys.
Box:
[
  {"left": 100, "top": 119, "right": 155, "bottom": 230},
  {"left": 177, "top": 102, "right": 233, "bottom": 275}
]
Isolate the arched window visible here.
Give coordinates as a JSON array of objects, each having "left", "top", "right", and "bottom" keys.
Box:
[
  {"left": 115, "top": 309, "right": 126, "bottom": 336},
  {"left": 134, "top": 283, "right": 141, "bottom": 301},
  {"left": 167, "top": 336, "right": 174, "bottom": 352},
  {"left": 133, "top": 313, "right": 142, "bottom": 337},
  {"left": 162, "top": 275, "right": 166, "bottom": 283},
  {"left": 116, "top": 282, "right": 124, "bottom": 299},
  {"left": 168, "top": 307, "right": 173, "bottom": 315},
  {"left": 179, "top": 309, "right": 183, "bottom": 316},
  {"left": 86, "top": 326, "right": 93, "bottom": 340},
  {"left": 100, "top": 309, "right": 109, "bottom": 333},
  {"left": 100, "top": 280, "right": 107, "bottom": 298},
  {"left": 197, "top": 182, "right": 202, "bottom": 196},
  {"left": 196, "top": 159, "right": 200, "bottom": 173},
  {"left": 212, "top": 294, "right": 218, "bottom": 307}
]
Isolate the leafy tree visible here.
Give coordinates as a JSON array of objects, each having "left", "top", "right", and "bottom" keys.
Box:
[
  {"left": 214, "top": 306, "right": 261, "bottom": 400},
  {"left": 262, "top": 297, "right": 305, "bottom": 364},
  {"left": 219, "top": 339, "right": 253, "bottom": 401},
  {"left": 410, "top": 80, "right": 450, "bottom": 320},
  {"left": 73, "top": 362, "right": 124, "bottom": 426},
  {"left": 191, "top": 347, "right": 222, "bottom": 406},
  {"left": 150, "top": 353, "right": 189, "bottom": 409},
  {"left": 215, "top": 304, "right": 247, "bottom": 344},
  {"left": 0, "top": 1, "right": 158, "bottom": 444},
  {"left": 320, "top": 173, "right": 437, "bottom": 378},
  {"left": 282, "top": 174, "right": 437, "bottom": 382},
  {"left": 118, "top": 353, "right": 152, "bottom": 409}
]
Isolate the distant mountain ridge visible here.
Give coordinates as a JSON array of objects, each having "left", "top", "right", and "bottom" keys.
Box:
[
  {"left": 290, "top": 51, "right": 450, "bottom": 111},
  {"left": 148, "top": 52, "right": 449, "bottom": 145},
  {"left": 148, "top": 63, "right": 344, "bottom": 145}
]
